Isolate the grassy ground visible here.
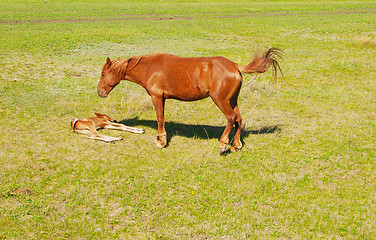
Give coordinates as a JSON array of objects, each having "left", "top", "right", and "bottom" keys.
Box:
[{"left": 1, "top": 1, "right": 376, "bottom": 239}]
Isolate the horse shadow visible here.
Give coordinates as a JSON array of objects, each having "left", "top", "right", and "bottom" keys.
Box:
[{"left": 119, "top": 117, "right": 282, "bottom": 149}]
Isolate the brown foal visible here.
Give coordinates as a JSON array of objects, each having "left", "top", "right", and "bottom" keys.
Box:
[{"left": 97, "top": 48, "right": 282, "bottom": 153}]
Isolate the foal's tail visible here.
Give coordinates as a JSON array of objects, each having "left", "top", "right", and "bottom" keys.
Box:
[{"left": 237, "top": 48, "right": 283, "bottom": 83}]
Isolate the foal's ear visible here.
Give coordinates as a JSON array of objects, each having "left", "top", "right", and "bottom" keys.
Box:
[
  {"left": 95, "top": 112, "right": 114, "bottom": 121},
  {"left": 95, "top": 112, "right": 105, "bottom": 118},
  {"left": 106, "top": 57, "right": 112, "bottom": 66}
]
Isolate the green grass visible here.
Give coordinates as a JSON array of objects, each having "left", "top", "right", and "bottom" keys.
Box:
[{"left": 1, "top": 1, "right": 376, "bottom": 239}]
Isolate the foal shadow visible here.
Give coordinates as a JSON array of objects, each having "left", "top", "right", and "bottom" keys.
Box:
[{"left": 119, "top": 117, "right": 282, "bottom": 149}]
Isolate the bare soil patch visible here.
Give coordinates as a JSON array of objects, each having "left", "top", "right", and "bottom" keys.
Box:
[{"left": 2, "top": 9, "right": 376, "bottom": 24}]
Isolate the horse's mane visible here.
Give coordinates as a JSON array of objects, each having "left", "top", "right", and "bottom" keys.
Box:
[
  {"left": 108, "top": 53, "right": 163, "bottom": 78},
  {"left": 108, "top": 58, "right": 131, "bottom": 78}
]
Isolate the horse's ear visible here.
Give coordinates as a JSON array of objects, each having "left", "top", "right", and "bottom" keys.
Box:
[{"left": 106, "top": 57, "right": 111, "bottom": 66}]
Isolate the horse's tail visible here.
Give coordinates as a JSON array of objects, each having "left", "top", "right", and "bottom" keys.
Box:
[{"left": 237, "top": 48, "right": 283, "bottom": 83}]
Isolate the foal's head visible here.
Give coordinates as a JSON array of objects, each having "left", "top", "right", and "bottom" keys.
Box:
[{"left": 97, "top": 57, "right": 125, "bottom": 98}]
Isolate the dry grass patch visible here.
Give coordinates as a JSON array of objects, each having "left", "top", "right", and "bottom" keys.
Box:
[{"left": 356, "top": 36, "right": 376, "bottom": 47}]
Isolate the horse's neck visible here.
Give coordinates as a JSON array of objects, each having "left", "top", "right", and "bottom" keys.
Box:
[{"left": 124, "top": 57, "right": 149, "bottom": 86}]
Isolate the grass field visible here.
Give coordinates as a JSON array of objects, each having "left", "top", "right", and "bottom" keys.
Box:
[{"left": 1, "top": 1, "right": 376, "bottom": 239}]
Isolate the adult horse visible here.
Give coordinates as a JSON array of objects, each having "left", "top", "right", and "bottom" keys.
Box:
[{"left": 97, "top": 48, "right": 282, "bottom": 153}]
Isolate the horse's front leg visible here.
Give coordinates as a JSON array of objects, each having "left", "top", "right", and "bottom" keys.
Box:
[{"left": 151, "top": 95, "right": 167, "bottom": 148}]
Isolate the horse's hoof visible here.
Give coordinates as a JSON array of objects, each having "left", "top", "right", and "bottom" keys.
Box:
[
  {"left": 220, "top": 148, "right": 231, "bottom": 156},
  {"left": 153, "top": 136, "right": 167, "bottom": 149},
  {"left": 219, "top": 142, "right": 229, "bottom": 155},
  {"left": 230, "top": 147, "right": 241, "bottom": 153},
  {"left": 153, "top": 141, "right": 164, "bottom": 149}
]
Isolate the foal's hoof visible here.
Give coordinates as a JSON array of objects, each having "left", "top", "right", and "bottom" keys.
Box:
[
  {"left": 153, "top": 135, "right": 167, "bottom": 149},
  {"left": 104, "top": 136, "right": 122, "bottom": 143}
]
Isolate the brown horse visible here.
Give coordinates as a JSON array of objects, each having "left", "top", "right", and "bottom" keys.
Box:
[{"left": 97, "top": 48, "right": 282, "bottom": 153}]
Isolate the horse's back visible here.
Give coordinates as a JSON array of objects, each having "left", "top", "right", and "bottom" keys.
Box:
[
  {"left": 154, "top": 54, "right": 240, "bottom": 80},
  {"left": 156, "top": 53, "right": 236, "bottom": 69}
]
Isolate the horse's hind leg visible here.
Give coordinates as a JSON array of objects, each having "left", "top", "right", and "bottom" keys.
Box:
[
  {"left": 211, "top": 98, "right": 238, "bottom": 153},
  {"left": 230, "top": 104, "right": 243, "bottom": 152}
]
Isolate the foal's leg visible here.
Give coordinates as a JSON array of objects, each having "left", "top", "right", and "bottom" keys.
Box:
[
  {"left": 151, "top": 95, "right": 167, "bottom": 148},
  {"left": 104, "top": 123, "right": 145, "bottom": 134},
  {"left": 75, "top": 125, "right": 122, "bottom": 142},
  {"left": 89, "top": 132, "right": 122, "bottom": 142}
]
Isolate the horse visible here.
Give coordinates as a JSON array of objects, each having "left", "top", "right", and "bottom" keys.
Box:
[{"left": 97, "top": 48, "right": 283, "bottom": 153}]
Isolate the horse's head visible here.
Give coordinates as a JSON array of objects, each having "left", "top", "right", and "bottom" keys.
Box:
[{"left": 97, "top": 57, "right": 121, "bottom": 98}]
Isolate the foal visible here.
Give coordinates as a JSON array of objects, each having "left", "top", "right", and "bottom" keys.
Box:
[{"left": 97, "top": 48, "right": 282, "bottom": 153}]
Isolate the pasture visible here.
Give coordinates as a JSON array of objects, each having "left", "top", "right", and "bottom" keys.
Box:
[{"left": 1, "top": 0, "right": 376, "bottom": 239}]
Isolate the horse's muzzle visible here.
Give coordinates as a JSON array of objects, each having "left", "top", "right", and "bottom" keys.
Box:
[{"left": 97, "top": 90, "right": 108, "bottom": 98}]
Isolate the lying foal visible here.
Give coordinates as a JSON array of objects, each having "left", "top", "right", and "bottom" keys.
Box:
[{"left": 71, "top": 113, "right": 144, "bottom": 142}]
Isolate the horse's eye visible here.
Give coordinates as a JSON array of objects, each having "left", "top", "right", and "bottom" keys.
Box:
[{"left": 101, "top": 73, "right": 105, "bottom": 77}]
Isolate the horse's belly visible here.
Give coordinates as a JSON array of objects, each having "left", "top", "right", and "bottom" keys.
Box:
[{"left": 164, "top": 88, "right": 209, "bottom": 101}]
